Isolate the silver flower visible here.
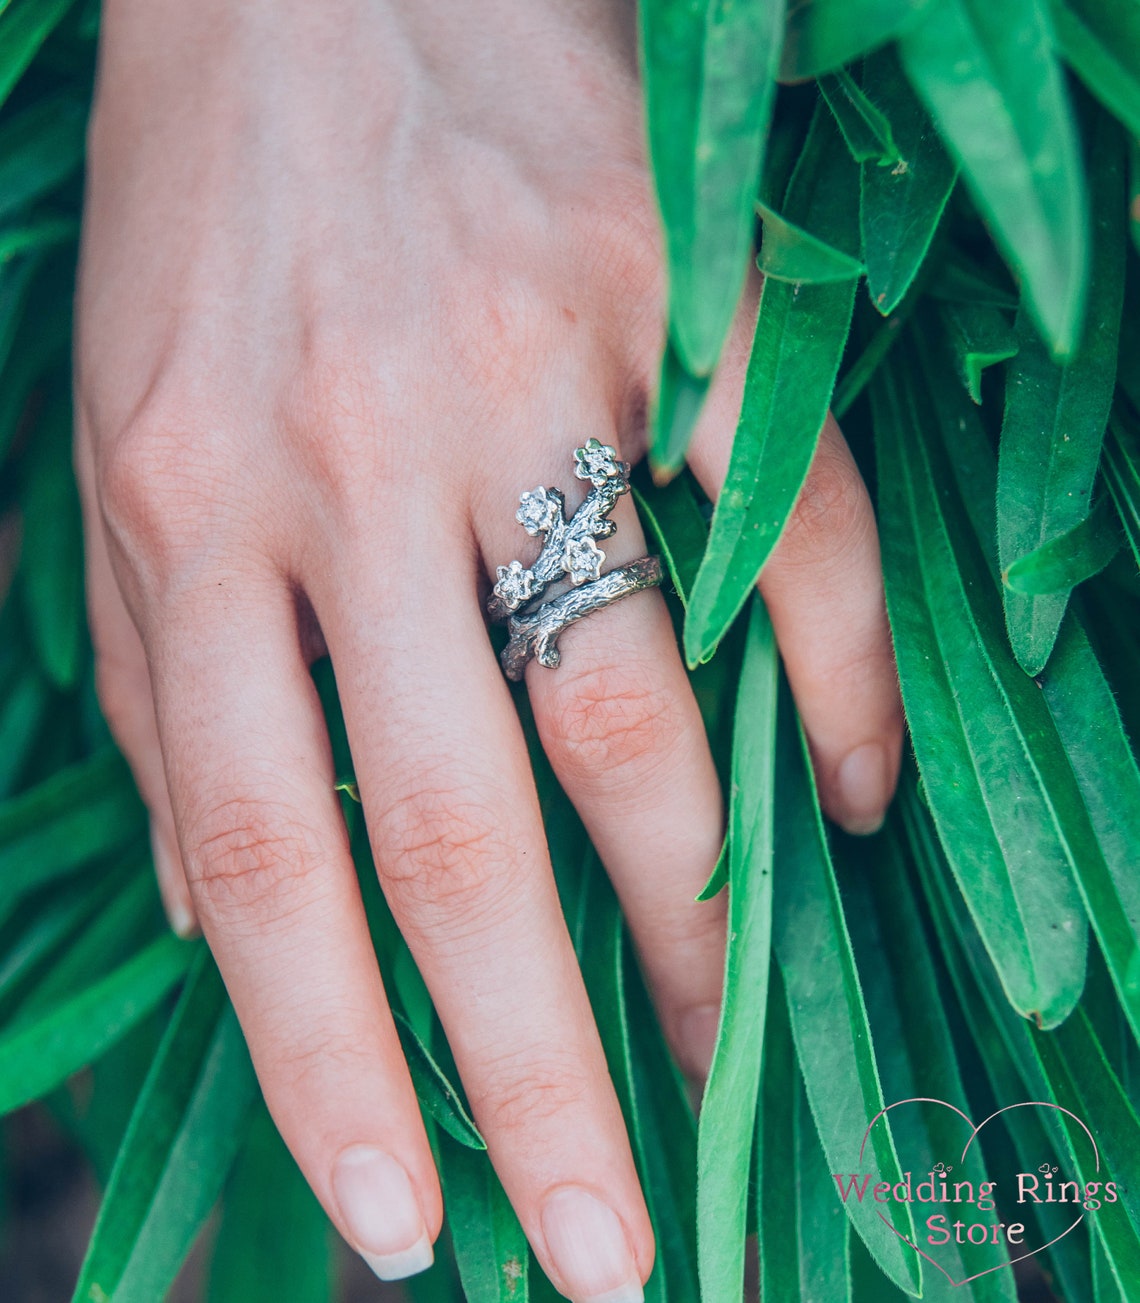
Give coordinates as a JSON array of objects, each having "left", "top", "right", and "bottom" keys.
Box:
[
  {"left": 573, "top": 437, "right": 623, "bottom": 485},
  {"left": 493, "top": 559, "right": 537, "bottom": 611},
  {"left": 564, "top": 536, "right": 604, "bottom": 585},
  {"left": 516, "top": 486, "right": 561, "bottom": 536}
]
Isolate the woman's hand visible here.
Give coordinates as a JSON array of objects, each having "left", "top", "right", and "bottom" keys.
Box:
[{"left": 76, "top": 1, "right": 903, "bottom": 1297}]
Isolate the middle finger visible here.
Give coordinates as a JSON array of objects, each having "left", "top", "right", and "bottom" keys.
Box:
[{"left": 313, "top": 527, "right": 654, "bottom": 1303}]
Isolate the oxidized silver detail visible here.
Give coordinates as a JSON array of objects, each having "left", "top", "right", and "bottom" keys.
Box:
[{"left": 488, "top": 440, "right": 663, "bottom": 679}]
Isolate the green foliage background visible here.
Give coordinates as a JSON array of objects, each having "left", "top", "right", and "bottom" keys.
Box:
[{"left": 1, "top": 0, "right": 1140, "bottom": 1299}]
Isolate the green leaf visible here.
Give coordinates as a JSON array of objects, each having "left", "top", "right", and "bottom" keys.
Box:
[
  {"left": 0, "top": 932, "right": 191, "bottom": 1115},
  {"left": 756, "top": 200, "right": 865, "bottom": 283},
  {"left": 0, "top": 0, "right": 76, "bottom": 114},
  {"left": 641, "top": 0, "right": 785, "bottom": 377},
  {"left": 1002, "top": 496, "right": 1121, "bottom": 594},
  {"left": 685, "top": 107, "right": 858, "bottom": 665},
  {"left": 625, "top": 949, "right": 700, "bottom": 1303},
  {"left": 208, "top": 1105, "right": 333, "bottom": 1303},
  {"left": 0, "top": 93, "right": 86, "bottom": 225},
  {"left": 820, "top": 67, "right": 899, "bottom": 166},
  {"left": 997, "top": 110, "right": 1125, "bottom": 672},
  {"left": 859, "top": 46, "right": 957, "bottom": 316},
  {"left": 872, "top": 334, "right": 1088, "bottom": 1029},
  {"left": 631, "top": 470, "right": 710, "bottom": 610},
  {"left": 1049, "top": 0, "right": 1140, "bottom": 141},
  {"left": 74, "top": 950, "right": 257, "bottom": 1303},
  {"left": 914, "top": 813, "right": 1140, "bottom": 1291},
  {"left": 1104, "top": 409, "right": 1140, "bottom": 570},
  {"left": 758, "top": 967, "right": 851, "bottom": 1302},
  {"left": 394, "top": 1012, "right": 485, "bottom": 1151},
  {"left": 439, "top": 1137, "right": 529, "bottom": 1303},
  {"left": 0, "top": 747, "right": 144, "bottom": 928},
  {"left": 898, "top": 0, "right": 1089, "bottom": 353},
  {"left": 649, "top": 337, "right": 710, "bottom": 479},
  {"left": 18, "top": 391, "right": 86, "bottom": 689},
  {"left": 0, "top": 658, "right": 49, "bottom": 796},
  {"left": 771, "top": 681, "right": 920, "bottom": 1295},
  {"left": 844, "top": 831, "right": 1017, "bottom": 1301},
  {"left": 902, "top": 788, "right": 1094, "bottom": 1302},
  {"left": 924, "top": 348, "right": 1140, "bottom": 1057},
  {"left": 780, "top": 0, "right": 934, "bottom": 80},
  {"left": 939, "top": 301, "right": 1017, "bottom": 403},
  {"left": 696, "top": 596, "right": 777, "bottom": 1303}
]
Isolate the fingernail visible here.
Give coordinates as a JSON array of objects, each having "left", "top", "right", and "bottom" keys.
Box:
[
  {"left": 150, "top": 823, "right": 197, "bottom": 938},
  {"left": 836, "top": 742, "right": 889, "bottom": 835},
  {"left": 541, "top": 1186, "right": 643, "bottom": 1303},
  {"left": 332, "top": 1146, "right": 433, "bottom": 1281},
  {"left": 677, "top": 1003, "right": 720, "bottom": 1079}
]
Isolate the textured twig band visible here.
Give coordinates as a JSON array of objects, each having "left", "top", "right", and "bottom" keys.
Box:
[
  {"left": 499, "top": 556, "right": 664, "bottom": 681},
  {"left": 487, "top": 439, "right": 663, "bottom": 679}
]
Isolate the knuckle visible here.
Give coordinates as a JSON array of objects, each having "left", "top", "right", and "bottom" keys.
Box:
[
  {"left": 784, "top": 449, "right": 872, "bottom": 565},
  {"left": 472, "top": 1054, "right": 593, "bottom": 1139},
  {"left": 279, "top": 343, "right": 389, "bottom": 505},
  {"left": 542, "top": 665, "right": 682, "bottom": 788},
  {"left": 276, "top": 1034, "right": 379, "bottom": 1096},
  {"left": 375, "top": 780, "right": 517, "bottom": 932},
  {"left": 184, "top": 795, "right": 325, "bottom": 926},
  {"left": 97, "top": 407, "right": 237, "bottom": 575}
]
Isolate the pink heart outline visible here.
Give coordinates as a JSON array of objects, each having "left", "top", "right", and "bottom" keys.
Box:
[{"left": 855, "top": 1096, "right": 1100, "bottom": 1288}]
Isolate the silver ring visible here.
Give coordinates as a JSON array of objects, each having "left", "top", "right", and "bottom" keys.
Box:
[{"left": 487, "top": 439, "right": 664, "bottom": 681}]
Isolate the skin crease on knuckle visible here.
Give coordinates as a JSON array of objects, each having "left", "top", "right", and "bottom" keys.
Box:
[{"left": 77, "top": 4, "right": 892, "bottom": 1299}]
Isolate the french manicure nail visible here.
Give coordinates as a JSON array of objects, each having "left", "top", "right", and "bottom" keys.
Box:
[
  {"left": 541, "top": 1186, "right": 643, "bottom": 1303},
  {"left": 150, "top": 823, "right": 197, "bottom": 938},
  {"left": 332, "top": 1146, "right": 433, "bottom": 1281},
  {"left": 836, "top": 742, "right": 889, "bottom": 836}
]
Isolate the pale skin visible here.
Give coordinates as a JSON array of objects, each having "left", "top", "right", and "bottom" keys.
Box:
[{"left": 75, "top": 2, "right": 904, "bottom": 1300}]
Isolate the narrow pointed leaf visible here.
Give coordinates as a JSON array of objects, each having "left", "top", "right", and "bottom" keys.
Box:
[
  {"left": 73, "top": 951, "right": 258, "bottom": 1303},
  {"left": 685, "top": 109, "right": 858, "bottom": 665},
  {"left": 1002, "top": 496, "right": 1122, "bottom": 594},
  {"left": 0, "top": 747, "right": 143, "bottom": 926},
  {"left": 440, "top": 1138, "right": 529, "bottom": 1303},
  {"left": 641, "top": 0, "right": 784, "bottom": 380},
  {"left": 0, "top": 933, "right": 192, "bottom": 1115},
  {"left": 18, "top": 391, "right": 86, "bottom": 690},
  {"left": 650, "top": 338, "right": 710, "bottom": 479},
  {"left": 1049, "top": 0, "right": 1140, "bottom": 140},
  {"left": 697, "top": 596, "right": 777, "bottom": 1303},
  {"left": 997, "top": 110, "right": 1125, "bottom": 672},
  {"left": 820, "top": 68, "right": 899, "bottom": 166},
  {"left": 925, "top": 347, "right": 1140, "bottom": 1052},
  {"left": 860, "top": 46, "right": 957, "bottom": 315},
  {"left": 845, "top": 833, "right": 1017, "bottom": 1301},
  {"left": 780, "top": 0, "right": 934, "bottom": 80},
  {"left": 898, "top": 0, "right": 1088, "bottom": 352},
  {"left": 758, "top": 971, "right": 851, "bottom": 1302},
  {"left": 939, "top": 301, "right": 1018, "bottom": 403},
  {"left": 208, "top": 1106, "right": 333, "bottom": 1303},
  {"left": 394, "top": 1012, "right": 485, "bottom": 1151},
  {"left": 1103, "top": 409, "right": 1140, "bottom": 570},
  {"left": 756, "top": 200, "right": 865, "bottom": 283},
  {"left": 772, "top": 682, "right": 920, "bottom": 1295},
  {"left": 0, "top": 93, "right": 86, "bottom": 224},
  {"left": 873, "top": 338, "right": 1088, "bottom": 1028},
  {"left": 0, "top": 0, "right": 76, "bottom": 114},
  {"left": 631, "top": 470, "right": 709, "bottom": 609}
]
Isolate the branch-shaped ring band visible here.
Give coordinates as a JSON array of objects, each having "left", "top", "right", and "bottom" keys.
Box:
[{"left": 486, "top": 439, "right": 664, "bottom": 681}]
